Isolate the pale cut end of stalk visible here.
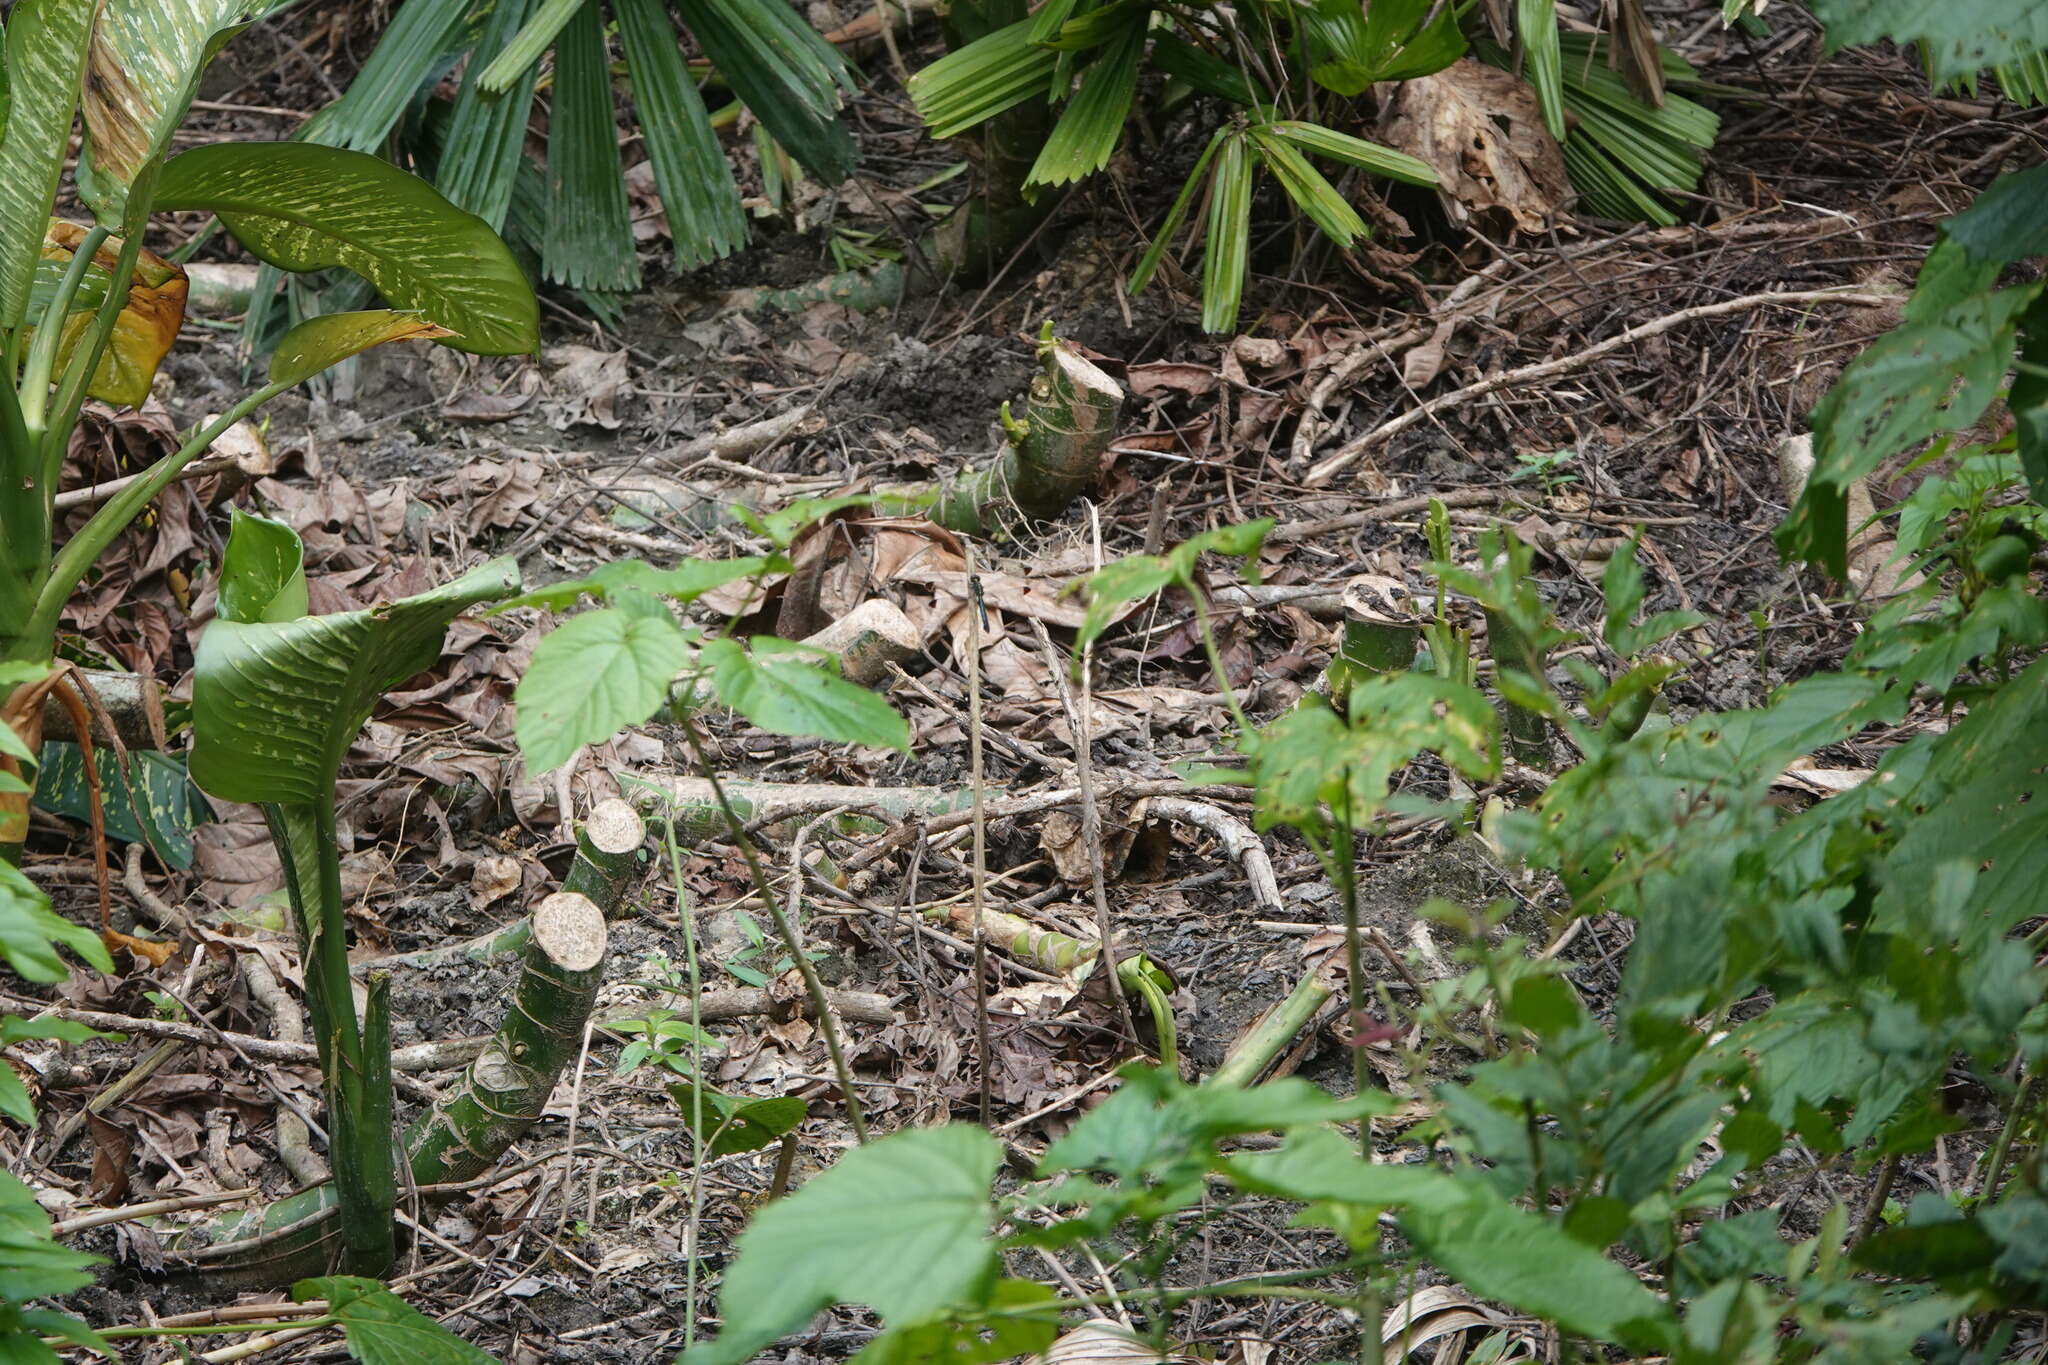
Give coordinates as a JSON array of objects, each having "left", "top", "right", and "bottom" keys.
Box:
[
  {"left": 583, "top": 798, "right": 646, "bottom": 860},
  {"left": 532, "top": 891, "right": 607, "bottom": 973},
  {"left": 1326, "top": 574, "right": 1419, "bottom": 704}
]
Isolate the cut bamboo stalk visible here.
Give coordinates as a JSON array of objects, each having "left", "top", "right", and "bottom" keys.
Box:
[
  {"left": 405, "top": 892, "right": 609, "bottom": 1185},
  {"left": 928, "top": 328, "right": 1124, "bottom": 537},
  {"left": 1325, "top": 576, "right": 1419, "bottom": 705}
]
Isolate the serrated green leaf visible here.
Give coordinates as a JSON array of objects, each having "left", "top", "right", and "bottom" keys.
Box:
[
  {"left": 0, "top": 860, "right": 113, "bottom": 981},
  {"left": 1247, "top": 126, "right": 1365, "bottom": 248},
  {"left": 0, "top": 0, "right": 94, "bottom": 328},
  {"left": 678, "top": 1126, "right": 1002, "bottom": 1365},
  {"left": 1074, "top": 520, "right": 1273, "bottom": 651},
  {"left": 294, "top": 1277, "right": 499, "bottom": 1365},
  {"left": 436, "top": 0, "right": 542, "bottom": 231},
  {"left": 1806, "top": 0, "right": 2048, "bottom": 86},
  {"left": 477, "top": 0, "right": 584, "bottom": 92},
  {"left": 1228, "top": 1122, "right": 1463, "bottom": 1212},
  {"left": 1129, "top": 125, "right": 1226, "bottom": 297},
  {"left": 1403, "top": 1183, "right": 1677, "bottom": 1352},
  {"left": 702, "top": 637, "right": 910, "bottom": 751},
  {"left": 78, "top": 0, "right": 252, "bottom": 222},
  {"left": 617, "top": 0, "right": 747, "bottom": 268},
  {"left": 514, "top": 606, "right": 691, "bottom": 775},
  {"left": 154, "top": 142, "right": 540, "bottom": 355},
  {"left": 1518, "top": 0, "right": 1564, "bottom": 141},
  {"left": 1262, "top": 120, "right": 1438, "bottom": 187},
  {"left": 543, "top": 0, "right": 640, "bottom": 292},
  {"left": 499, "top": 556, "right": 783, "bottom": 612},
  {"left": 0, "top": 1171, "right": 104, "bottom": 1305}
]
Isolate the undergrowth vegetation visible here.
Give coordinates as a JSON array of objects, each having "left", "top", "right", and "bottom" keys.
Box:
[{"left": 1, "top": 0, "right": 2046, "bottom": 1361}]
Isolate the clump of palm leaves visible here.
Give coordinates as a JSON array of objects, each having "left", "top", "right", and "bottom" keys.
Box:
[
  {"left": 910, "top": 0, "right": 1724, "bottom": 332},
  {"left": 249, "top": 0, "right": 855, "bottom": 337}
]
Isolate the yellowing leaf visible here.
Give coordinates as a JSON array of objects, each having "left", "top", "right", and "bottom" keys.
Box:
[
  {"left": 268, "top": 309, "right": 454, "bottom": 386},
  {"left": 32, "top": 218, "right": 188, "bottom": 408}
]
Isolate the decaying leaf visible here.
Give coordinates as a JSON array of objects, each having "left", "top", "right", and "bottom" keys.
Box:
[
  {"left": 1035, "top": 1319, "right": 1199, "bottom": 1365},
  {"left": 34, "top": 220, "right": 189, "bottom": 408},
  {"left": 1379, "top": 1284, "right": 1541, "bottom": 1363},
  {"left": 1377, "top": 61, "right": 1572, "bottom": 234}
]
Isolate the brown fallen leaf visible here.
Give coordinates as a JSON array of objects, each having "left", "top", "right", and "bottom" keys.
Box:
[{"left": 1377, "top": 60, "right": 1573, "bottom": 234}]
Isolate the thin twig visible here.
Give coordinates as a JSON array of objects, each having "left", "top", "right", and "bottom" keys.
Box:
[{"left": 1303, "top": 288, "right": 1897, "bottom": 485}]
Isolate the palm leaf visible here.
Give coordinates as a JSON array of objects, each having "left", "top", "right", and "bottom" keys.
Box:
[
  {"left": 1263, "top": 121, "right": 1438, "bottom": 187},
  {"left": 1247, "top": 125, "right": 1366, "bottom": 248},
  {"left": 436, "top": 0, "right": 544, "bottom": 230},
  {"left": 1129, "top": 124, "right": 1226, "bottom": 296},
  {"left": 616, "top": 0, "right": 746, "bottom": 268},
  {"left": 544, "top": 0, "right": 641, "bottom": 291},
  {"left": 674, "top": 0, "right": 856, "bottom": 183},
  {"left": 1201, "top": 129, "right": 1251, "bottom": 334},
  {"left": 1517, "top": 0, "right": 1564, "bottom": 141},
  {"left": 478, "top": 0, "right": 585, "bottom": 92},
  {"left": 1026, "top": 18, "right": 1143, "bottom": 187},
  {"left": 908, "top": 19, "right": 1060, "bottom": 140},
  {"left": 300, "top": 0, "right": 479, "bottom": 153}
]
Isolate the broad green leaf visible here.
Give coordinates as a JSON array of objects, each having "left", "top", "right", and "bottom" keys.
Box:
[
  {"left": 1805, "top": 0, "right": 2048, "bottom": 86},
  {"left": 1945, "top": 163, "right": 2048, "bottom": 266},
  {"left": 294, "top": 1277, "right": 498, "bottom": 1365},
  {"left": 1043, "top": 1067, "right": 1387, "bottom": 1181},
  {"left": 1201, "top": 129, "right": 1251, "bottom": 334},
  {"left": 497, "top": 556, "right": 782, "bottom": 612},
  {"left": 0, "top": 1015, "right": 108, "bottom": 1126},
  {"left": 32, "top": 743, "right": 209, "bottom": 869},
  {"left": 673, "top": 0, "right": 855, "bottom": 184},
  {"left": 1402, "top": 1183, "right": 1676, "bottom": 1352},
  {"left": 1026, "top": 21, "right": 1143, "bottom": 187},
  {"left": 78, "top": 0, "right": 252, "bottom": 222},
  {"left": 1781, "top": 277, "right": 2039, "bottom": 575},
  {"left": 0, "top": 1171, "right": 104, "bottom": 1305},
  {"left": 191, "top": 554, "right": 521, "bottom": 805},
  {"left": 514, "top": 606, "right": 691, "bottom": 775},
  {"left": 543, "top": 0, "right": 640, "bottom": 292},
  {"left": 702, "top": 637, "right": 911, "bottom": 751},
  {"left": 678, "top": 1125, "right": 1003, "bottom": 1365},
  {"left": 850, "top": 1281, "right": 1058, "bottom": 1365},
  {"left": 0, "top": 859, "right": 113, "bottom": 981},
  {"left": 667, "top": 1082, "right": 807, "bottom": 1156},
  {"left": 1227, "top": 1123, "right": 1464, "bottom": 1212},
  {"left": 2017, "top": 295, "right": 2048, "bottom": 504},
  {"left": 477, "top": 0, "right": 584, "bottom": 92},
  {"left": 269, "top": 309, "right": 454, "bottom": 387},
  {"left": 14, "top": 1307, "right": 116, "bottom": 1360},
  {"left": 153, "top": 142, "right": 540, "bottom": 355},
  {"left": 218, "top": 507, "right": 308, "bottom": 624},
  {"left": 1073, "top": 521, "right": 1273, "bottom": 651},
  {"left": 616, "top": 0, "right": 747, "bottom": 268},
  {"left": 0, "top": 0, "right": 94, "bottom": 328}
]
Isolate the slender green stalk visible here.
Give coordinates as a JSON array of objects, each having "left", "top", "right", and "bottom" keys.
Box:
[
  {"left": 21, "top": 380, "right": 293, "bottom": 656},
  {"left": 661, "top": 818, "right": 710, "bottom": 1348},
  {"left": 678, "top": 715, "right": 868, "bottom": 1143},
  {"left": 18, "top": 224, "right": 111, "bottom": 434}
]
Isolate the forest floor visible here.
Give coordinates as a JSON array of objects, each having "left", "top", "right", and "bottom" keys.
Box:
[{"left": 9, "top": 1, "right": 2047, "bottom": 1361}]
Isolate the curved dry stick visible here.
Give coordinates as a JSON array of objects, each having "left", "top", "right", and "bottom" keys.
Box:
[{"left": 1144, "top": 797, "right": 1282, "bottom": 914}]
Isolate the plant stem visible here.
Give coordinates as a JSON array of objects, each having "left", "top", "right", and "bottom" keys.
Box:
[
  {"left": 679, "top": 716, "right": 868, "bottom": 1143},
  {"left": 18, "top": 224, "right": 110, "bottom": 434},
  {"left": 661, "top": 819, "right": 710, "bottom": 1348},
  {"left": 22, "top": 379, "right": 292, "bottom": 655}
]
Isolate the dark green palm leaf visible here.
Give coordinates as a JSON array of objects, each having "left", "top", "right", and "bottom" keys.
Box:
[
  {"left": 675, "top": 0, "right": 855, "bottom": 183},
  {"left": 544, "top": 1, "right": 641, "bottom": 291},
  {"left": 616, "top": 0, "right": 747, "bottom": 267}
]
